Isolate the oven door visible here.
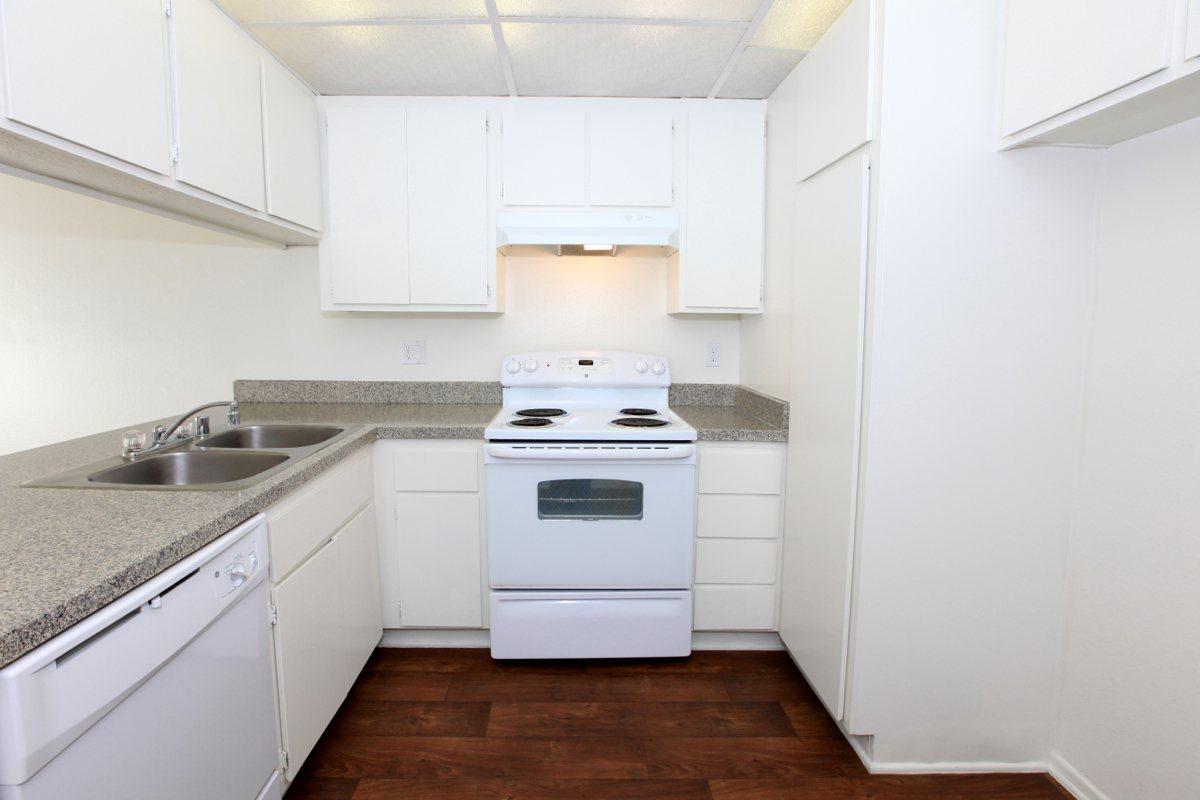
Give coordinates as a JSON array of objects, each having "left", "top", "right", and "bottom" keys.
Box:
[{"left": 485, "top": 447, "right": 695, "bottom": 589}]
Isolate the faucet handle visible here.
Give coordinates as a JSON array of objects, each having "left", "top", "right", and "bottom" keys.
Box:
[
  {"left": 227, "top": 402, "right": 240, "bottom": 427},
  {"left": 121, "top": 430, "right": 147, "bottom": 460},
  {"left": 194, "top": 415, "right": 211, "bottom": 439}
]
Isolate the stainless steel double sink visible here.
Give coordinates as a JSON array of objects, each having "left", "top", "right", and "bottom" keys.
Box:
[{"left": 25, "top": 425, "right": 352, "bottom": 491}]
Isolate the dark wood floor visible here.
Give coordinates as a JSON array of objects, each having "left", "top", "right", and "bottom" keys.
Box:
[{"left": 287, "top": 648, "right": 1069, "bottom": 800}]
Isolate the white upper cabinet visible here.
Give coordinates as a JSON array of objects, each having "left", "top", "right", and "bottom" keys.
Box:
[
  {"left": 1187, "top": 0, "right": 1200, "bottom": 60},
  {"left": 588, "top": 110, "right": 675, "bottom": 207},
  {"left": 261, "top": 57, "right": 322, "bottom": 231},
  {"left": 324, "top": 105, "right": 409, "bottom": 305},
  {"left": 794, "top": 0, "right": 876, "bottom": 181},
  {"left": 671, "top": 108, "right": 765, "bottom": 314},
  {"left": 407, "top": 105, "right": 490, "bottom": 306},
  {"left": 1001, "top": 0, "right": 1174, "bottom": 137},
  {"left": 502, "top": 107, "right": 587, "bottom": 206},
  {"left": 0, "top": 0, "right": 172, "bottom": 174},
  {"left": 173, "top": 0, "right": 265, "bottom": 210}
]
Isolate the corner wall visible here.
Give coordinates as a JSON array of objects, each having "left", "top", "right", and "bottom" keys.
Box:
[{"left": 1050, "top": 117, "right": 1200, "bottom": 800}]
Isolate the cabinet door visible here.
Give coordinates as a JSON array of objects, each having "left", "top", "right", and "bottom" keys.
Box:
[
  {"left": 794, "top": 0, "right": 875, "bottom": 181},
  {"left": 173, "top": 0, "right": 265, "bottom": 209},
  {"left": 396, "top": 493, "right": 483, "bottom": 627},
  {"left": 589, "top": 110, "right": 674, "bottom": 206},
  {"left": 261, "top": 57, "right": 322, "bottom": 230},
  {"left": 681, "top": 109, "right": 764, "bottom": 311},
  {"left": 407, "top": 105, "right": 489, "bottom": 305},
  {"left": 334, "top": 503, "right": 383, "bottom": 681},
  {"left": 324, "top": 106, "right": 410, "bottom": 304},
  {"left": 1001, "top": 0, "right": 1173, "bottom": 136},
  {"left": 0, "top": 0, "right": 172, "bottom": 174},
  {"left": 501, "top": 107, "right": 586, "bottom": 206},
  {"left": 272, "top": 536, "right": 345, "bottom": 780},
  {"left": 779, "top": 153, "right": 870, "bottom": 721}
]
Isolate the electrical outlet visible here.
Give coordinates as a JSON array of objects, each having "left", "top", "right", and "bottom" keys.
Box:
[
  {"left": 400, "top": 340, "right": 426, "bottom": 365},
  {"left": 705, "top": 342, "right": 721, "bottom": 368}
]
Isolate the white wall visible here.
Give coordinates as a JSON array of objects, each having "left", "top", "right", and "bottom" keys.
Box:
[
  {"left": 738, "top": 65, "right": 799, "bottom": 402},
  {"left": 1050, "top": 118, "right": 1200, "bottom": 800},
  {"left": 0, "top": 173, "right": 738, "bottom": 455},
  {"left": 844, "top": 1, "right": 1104, "bottom": 765}
]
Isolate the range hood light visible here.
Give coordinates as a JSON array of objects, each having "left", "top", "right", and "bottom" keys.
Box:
[
  {"left": 555, "top": 244, "right": 618, "bottom": 257},
  {"left": 583, "top": 243, "right": 614, "bottom": 252}
]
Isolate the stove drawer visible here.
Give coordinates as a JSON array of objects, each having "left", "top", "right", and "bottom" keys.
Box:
[{"left": 490, "top": 590, "right": 692, "bottom": 659}]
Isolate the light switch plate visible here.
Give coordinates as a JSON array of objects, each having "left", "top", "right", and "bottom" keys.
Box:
[{"left": 400, "top": 340, "right": 426, "bottom": 365}]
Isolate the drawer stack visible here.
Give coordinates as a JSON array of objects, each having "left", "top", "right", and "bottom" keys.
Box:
[{"left": 693, "top": 443, "right": 786, "bottom": 631}]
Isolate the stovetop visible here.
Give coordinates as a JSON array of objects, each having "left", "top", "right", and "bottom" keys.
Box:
[{"left": 485, "top": 351, "right": 697, "bottom": 443}]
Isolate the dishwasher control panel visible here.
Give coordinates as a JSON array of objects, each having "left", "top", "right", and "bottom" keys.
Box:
[{"left": 214, "top": 543, "right": 260, "bottom": 599}]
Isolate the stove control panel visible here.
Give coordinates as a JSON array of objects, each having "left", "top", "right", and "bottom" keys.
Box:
[{"left": 500, "top": 351, "right": 670, "bottom": 388}]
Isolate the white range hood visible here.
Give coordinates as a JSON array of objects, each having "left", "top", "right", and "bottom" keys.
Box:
[{"left": 496, "top": 210, "right": 679, "bottom": 257}]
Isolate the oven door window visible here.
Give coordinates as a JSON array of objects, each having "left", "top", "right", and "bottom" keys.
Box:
[{"left": 537, "top": 479, "right": 644, "bottom": 521}]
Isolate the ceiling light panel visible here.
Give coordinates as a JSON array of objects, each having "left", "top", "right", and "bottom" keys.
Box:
[
  {"left": 496, "top": 0, "right": 761, "bottom": 22},
  {"left": 750, "top": 0, "right": 853, "bottom": 50},
  {"left": 503, "top": 22, "right": 743, "bottom": 97},
  {"left": 251, "top": 24, "right": 507, "bottom": 95},
  {"left": 218, "top": 0, "right": 485, "bottom": 24},
  {"left": 717, "top": 46, "right": 805, "bottom": 98}
]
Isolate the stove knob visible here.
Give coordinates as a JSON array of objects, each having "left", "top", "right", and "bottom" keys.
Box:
[
  {"left": 523, "top": 358, "right": 538, "bottom": 373},
  {"left": 505, "top": 359, "right": 521, "bottom": 374},
  {"left": 651, "top": 360, "right": 667, "bottom": 376},
  {"left": 634, "top": 359, "right": 649, "bottom": 374}
]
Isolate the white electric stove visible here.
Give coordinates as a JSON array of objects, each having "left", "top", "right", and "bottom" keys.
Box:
[{"left": 484, "top": 351, "right": 696, "bottom": 660}]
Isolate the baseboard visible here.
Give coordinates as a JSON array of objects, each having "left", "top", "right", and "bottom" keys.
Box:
[
  {"left": 1048, "top": 751, "right": 1109, "bottom": 800},
  {"left": 378, "top": 629, "right": 785, "bottom": 651},
  {"left": 865, "top": 759, "right": 1051, "bottom": 775}
]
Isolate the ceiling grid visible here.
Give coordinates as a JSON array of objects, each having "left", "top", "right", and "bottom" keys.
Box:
[{"left": 216, "top": 0, "right": 852, "bottom": 97}]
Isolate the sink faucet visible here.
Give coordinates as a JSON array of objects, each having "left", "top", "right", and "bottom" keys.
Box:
[{"left": 122, "top": 401, "right": 240, "bottom": 460}]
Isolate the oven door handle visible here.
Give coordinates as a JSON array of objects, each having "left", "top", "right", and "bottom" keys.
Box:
[{"left": 485, "top": 444, "right": 695, "bottom": 461}]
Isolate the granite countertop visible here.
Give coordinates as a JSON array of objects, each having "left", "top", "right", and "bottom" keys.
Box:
[{"left": 0, "top": 390, "right": 785, "bottom": 668}]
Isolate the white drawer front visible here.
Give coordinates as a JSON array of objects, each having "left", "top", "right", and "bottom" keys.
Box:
[
  {"left": 695, "top": 539, "right": 778, "bottom": 584},
  {"left": 694, "top": 585, "right": 777, "bottom": 630},
  {"left": 698, "top": 446, "right": 784, "bottom": 495},
  {"left": 697, "top": 494, "right": 781, "bottom": 539},
  {"left": 394, "top": 446, "right": 479, "bottom": 491},
  {"left": 267, "top": 448, "right": 372, "bottom": 582}
]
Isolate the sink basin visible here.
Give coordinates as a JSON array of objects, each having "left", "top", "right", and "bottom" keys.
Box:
[
  {"left": 198, "top": 424, "right": 344, "bottom": 450},
  {"left": 88, "top": 451, "right": 289, "bottom": 487}
]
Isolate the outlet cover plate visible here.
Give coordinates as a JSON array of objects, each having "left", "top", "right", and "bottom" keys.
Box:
[{"left": 400, "top": 340, "right": 426, "bottom": 365}]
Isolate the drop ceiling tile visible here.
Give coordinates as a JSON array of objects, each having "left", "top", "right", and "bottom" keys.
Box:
[
  {"left": 496, "top": 0, "right": 760, "bottom": 21},
  {"left": 251, "top": 24, "right": 507, "bottom": 95},
  {"left": 503, "top": 22, "right": 743, "bottom": 97},
  {"left": 750, "top": 0, "right": 853, "bottom": 50},
  {"left": 218, "top": 0, "right": 485, "bottom": 24},
  {"left": 717, "top": 46, "right": 804, "bottom": 98}
]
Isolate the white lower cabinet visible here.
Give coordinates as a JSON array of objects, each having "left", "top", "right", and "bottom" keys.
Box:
[
  {"left": 375, "top": 440, "right": 486, "bottom": 629},
  {"left": 692, "top": 443, "right": 786, "bottom": 631},
  {"left": 266, "top": 448, "right": 380, "bottom": 781}
]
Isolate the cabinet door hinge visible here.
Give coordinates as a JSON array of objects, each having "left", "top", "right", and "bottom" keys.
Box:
[
  {"left": 485, "top": 117, "right": 490, "bottom": 133},
  {"left": 268, "top": 603, "right": 278, "bottom": 626},
  {"left": 278, "top": 750, "right": 289, "bottom": 772},
  {"left": 163, "top": 0, "right": 173, "bottom": 16},
  {"left": 170, "top": 144, "right": 180, "bottom": 166},
  {"left": 486, "top": 283, "right": 492, "bottom": 298},
  {"left": 397, "top": 602, "right": 403, "bottom": 625}
]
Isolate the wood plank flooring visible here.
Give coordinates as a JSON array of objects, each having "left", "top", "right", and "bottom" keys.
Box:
[{"left": 286, "top": 649, "right": 1070, "bottom": 800}]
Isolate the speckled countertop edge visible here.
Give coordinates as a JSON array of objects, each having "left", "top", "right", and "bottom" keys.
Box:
[{"left": 0, "top": 390, "right": 786, "bottom": 667}]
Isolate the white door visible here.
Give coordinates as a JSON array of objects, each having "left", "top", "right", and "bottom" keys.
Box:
[
  {"left": 335, "top": 503, "right": 383, "bottom": 680},
  {"left": 324, "top": 105, "right": 410, "bottom": 305},
  {"left": 271, "top": 535, "right": 345, "bottom": 780},
  {"left": 779, "top": 153, "right": 870, "bottom": 720},
  {"left": 1188, "top": 0, "right": 1200, "bottom": 61},
  {"left": 407, "top": 105, "right": 489, "bottom": 305},
  {"left": 682, "top": 109, "right": 764, "bottom": 311},
  {"left": 173, "top": 0, "right": 265, "bottom": 210},
  {"left": 396, "top": 493, "right": 483, "bottom": 627},
  {"left": 261, "top": 57, "right": 322, "bottom": 230},
  {"left": 588, "top": 110, "right": 674, "bottom": 207},
  {"left": 0, "top": 0, "right": 172, "bottom": 174},
  {"left": 501, "top": 107, "right": 586, "bottom": 206},
  {"left": 793, "top": 0, "right": 875, "bottom": 181},
  {"left": 1001, "top": 0, "right": 1174, "bottom": 135}
]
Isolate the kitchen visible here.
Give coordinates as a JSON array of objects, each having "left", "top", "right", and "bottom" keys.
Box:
[{"left": 0, "top": 1, "right": 1196, "bottom": 799}]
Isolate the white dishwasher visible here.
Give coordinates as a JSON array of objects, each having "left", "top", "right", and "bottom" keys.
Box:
[{"left": 0, "top": 514, "right": 282, "bottom": 800}]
